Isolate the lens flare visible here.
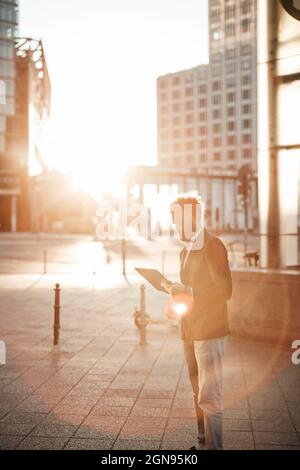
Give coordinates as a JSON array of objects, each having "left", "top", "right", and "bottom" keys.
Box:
[{"left": 173, "top": 301, "right": 188, "bottom": 316}]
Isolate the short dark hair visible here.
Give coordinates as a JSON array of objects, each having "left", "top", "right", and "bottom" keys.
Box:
[{"left": 169, "top": 195, "right": 205, "bottom": 231}]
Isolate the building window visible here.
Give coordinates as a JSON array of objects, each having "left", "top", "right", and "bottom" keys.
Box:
[
  {"left": 160, "top": 92, "right": 167, "bottom": 101},
  {"left": 225, "top": 5, "right": 235, "bottom": 19},
  {"left": 160, "top": 144, "right": 168, "bottom": 153},
  {"left": 213, "top": 137, "right": 222, "bottom": 147},
  {"left": 226, "top": 62, "right": 236, "bottom": 75},
  {"left": 159, "top": 79, "right": 167, "bottom": 89},
  {"left": 199, "top": 126, "right": 207, "bottom": 136},
  {"left": 173, "top": 129, "right": 181, "bottom": 139},
  {"left": 211, "top": 9, "right": 221, "bottom": 23},
  {"left": 200, "top": 139, "right": 207, "bottom": 149},
  {"left": 211, "top": 52, "right": 221, "bottom": 63},
  {"left": 242, "top": 75, "right": 251, "bottom": 86},
  {"left": 241, "top": 59, "right": 251, "bottom": 71},
  {"left": 173, "top": 117, "right": 181, "bottom": 126},
  {"left": 160, "top": 118, "right": 168, "bottom": 128},
  {"left": 241, "top": 44, "right": 251, "bottom": 56},
  {"left": 213, "top": 109, "right": 221, "bottom": 119},
  {"left": 213, "top": 152, "right": 221, "bottom": 161},
  {"left": 186, "top": 155, "right": 194, "bottom": 165},
  {"left": 243, "top": 148, "right": 252, "bottom": 159},
  {"left": 227, "top": 107, "right": 236, "bottom": 117},
  {"left": 199, "top": 97, "right": 207, "bottom": 107},
  {"left": 173, "top": 143, "right": 181, "bottom": 152},
  {"left": 242, "top": 104, "right": 251, "bottom": 114},
  {"left": 225, "top": 47, "right": 236, "bottom": 60},
  {"left": 227, "top": 135, "right": 236, "bottom": 145},
  {"left": 186, "top": 141, "right": 194, "bottom": 151},
  {"left": 213, "top": 94, "right": 221, "bottom": 105},
  {"left": 173, "top": 103, "right": 181, "bottom": 112},
  {"left": 160, "top": 106, "right": 167, "bottom": 115},
  {"left": 160, "top": 131, "right": 168, "bottom": 140},
  {"left": 173, "top": 76, "right": 180, "bottom": 86},
  {"left": 243, "top": 119, "right": 251, "bottom": 129},
  {"left": 241, "top": 0, "right": 250, "bottom": 15},
  {"left": 228, "top": 150, "right": 236, "bottom": 160},
  {"left": 225, "top": 23, "right": 235, "bottom": 37},
  {"left": 212, "top": 65, "right": 221, "bottom": 77},
  {"left": 212, "top": 29, "right": 221, "bottom": 41},
  {"left": 173, "top": 90, "right": 180, "bottom": 100},
  {"left": 227, "top": 121, "right": 236, "bottom": 131},
  {"left": 199, "top": 112, "right": 207, "bottom": 122},
  {"left": 186, "top": 128, "right": 194, "bottom": 137},
  {"left": 200, "top": 153, "right": 207, "bottom": 162},
  {"left": 242, "top": 133, "right": 251, "bottom": 144},
  {"left": 186, "top": 101, "right": 193, "bottom": 111},
  {"left": 241, "top": 18, "right": 250, "bottom": 33},
  {"left": 212, "top": 80, "right": 221, "bottom": 91},
  {"left": 186, "top": 114, "right": 193, "bottom": 124},
  {"left": 198, "top": 84, "right": 207, "bottom": 94},
  {"left": 185, "top": 87, "right": 193, "bottom": 97},
  {"left": 173, "top": 157, "right": 180, "bottom": 166},
  {"left": 227, "top": 92, "right": 235, "bottom": 103},
  {"left": 242, "top": 89, "right": 251, "bottom": 100},
  {"left": 213, "top": 123, "right": 221, "bottom": 133},
  {"left": 227, "top": 77, "right": 236, "bottom": 88}
]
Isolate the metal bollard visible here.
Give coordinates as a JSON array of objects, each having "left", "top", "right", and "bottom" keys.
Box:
[
  {"left": 139, "top": 284, "right": 147, "bottom": 345},
  {"left": 53, "top": 283, "right": 61, "bottom": 346},
  {"left": 43, "top": 250, "right": 47, "bottom": 274},
  {"left": 121, "top": 238, "right": 126, "bottom": 276}
]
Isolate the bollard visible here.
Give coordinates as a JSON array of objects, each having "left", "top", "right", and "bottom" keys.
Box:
[
  {"left": 139, "top": 284, "right": 147, "bottom": 345},
  {"left": 121, "top": 238, "right": 126, "bottom": 276},
  {"left": 43, "top": 250, "right": 47, "bottom": 274},
  {"left": 53, "top": 283, "right": 61, "bottom": 346}
]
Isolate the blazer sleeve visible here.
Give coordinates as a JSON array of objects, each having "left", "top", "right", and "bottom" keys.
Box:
[{"left": 191, "top": 238, "right": 232, "bottom": 308}]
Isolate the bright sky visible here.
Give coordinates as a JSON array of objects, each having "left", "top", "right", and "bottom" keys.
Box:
[{"left": 19, "top": 0, "right": 208, "bottom": 198}]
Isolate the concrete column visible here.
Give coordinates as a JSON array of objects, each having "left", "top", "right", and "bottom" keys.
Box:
[{"left": 257, "top": 0, "right": 280, "bottom": 268}]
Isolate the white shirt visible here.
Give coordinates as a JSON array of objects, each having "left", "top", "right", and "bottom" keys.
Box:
[{"left": 185, "top": 227, "right": 204, "bottom": 252}]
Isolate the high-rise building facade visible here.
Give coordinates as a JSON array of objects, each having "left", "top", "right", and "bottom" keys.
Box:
[
  {"left": 156, "top": 0, "right": 258, "bottom": 231},
  {"left": 0, "top": 0, "right": 18, "bottom": 154},
  {"left": 157, "top": 0, "right": 257, "bottom": 173},
  {"left": 208, "top": 0, "right": 257, "bottom": 172},
  {"left": 0, "top": 1, "right": 51, "bottom": 232}
]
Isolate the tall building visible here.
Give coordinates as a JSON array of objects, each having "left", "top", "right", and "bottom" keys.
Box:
[
  {"left": 156, "top": 0, "right": 258, "bottom": 230},
  {"left": 0, "top": 0, "right": 18, "bottom": 139},
  {"left": 208, "top": 0, "right": 257, "bottom": 171},
  {"left": 0, "top": 34, "right": 51, "bottom": 231},
  {"left": 0, "top": 0, "right": 18, "bottom": 231}
]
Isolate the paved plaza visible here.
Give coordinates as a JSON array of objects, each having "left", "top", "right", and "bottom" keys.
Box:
[{"left": 0, "top": 265, "right": 300, "bottom": 451}]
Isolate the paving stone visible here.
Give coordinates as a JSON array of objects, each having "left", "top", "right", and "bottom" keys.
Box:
[
  {"left": 113, "top": 439, "right": 160, "bottom": 450},
  {"left": 30, "top": 423, "right": 78, "bottom": 438},
  {"left": 17, "top": 436, "right": 69, "bottom": 450},
  {"left": 130, "top": 407, "right": 169, "bottom": 417},
  {"left": 253, "top": 432, "right": 300, "bottom": 446},
  {"left": 65, "top": 438, "right": 114, "bottom": 450},
  {"left": 223, "top": 431, "right": 254, "bottom": 446},
  {"left": 223, "top": 419, "right": 252, "bottom": 431},
  {"left": 0, "top": 435, "right": 25, "bottom": 449},
  {"left": 0, "top": 422, "right": 35, "bottom": 436}
]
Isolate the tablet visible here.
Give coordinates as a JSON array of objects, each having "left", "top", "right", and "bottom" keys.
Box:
[{"left": 135, "top": 267, "right": 171, "bottom": 293}]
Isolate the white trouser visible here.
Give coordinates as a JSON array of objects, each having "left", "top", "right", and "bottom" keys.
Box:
[{"left": 193, "top": 336, "right": 227, "bottom": 450}]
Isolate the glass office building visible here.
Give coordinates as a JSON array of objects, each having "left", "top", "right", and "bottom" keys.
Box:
[{"left": 0, "top": 0, "right": 18, "bottom": 154}]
